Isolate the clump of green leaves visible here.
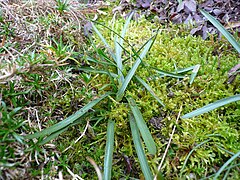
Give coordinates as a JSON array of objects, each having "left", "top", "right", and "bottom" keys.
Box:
[
  {"left": 25, "top": 12, "right": 163, "bottom": 179},
  {"left": 56, "top": 0, "right": 69, "bottom": 14}
]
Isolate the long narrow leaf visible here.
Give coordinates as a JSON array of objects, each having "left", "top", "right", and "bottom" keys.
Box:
[
  {"left": 116, "top": 11, "right": 134, "bottom": 60},
  {"left": 129, "top": 113, "right": 153, "bottom": 180},
  {"left": 182, "top": 94, "right": 240, "bottom": 119},
  {"left": 116, "top": 39, "right": 153, "bottom": 101},
  {"left": 86, "top": 57, "right": 115, "bottom": 66},
  {"left": 135, "top": 75, "right": 165, "bottom": 107},
  {"left": 114, "top": 36, "right": 124, "bottom": 83},
  {"left": 91, "top": 23, "right": 115, "bottom": 59},
  {"left": 103, "top": 119, "right": 115, "bottom": 180},
  {"left": 200, "top": 9, "right": 240, "bottom": 53},
  {"left": 189, "top": 64, "right": 200, "bottom": 85},
  {"left": 120, "top": 12, "right": 134, "bottom": 46},
  {"left": 127, "top": 96, "right": 156, "bottom": 155},
  {"left": 115, "top": 12, "right": 134, "bottom": 84},
  {"left": 25, "top": 93, "right": 112, "bottom": 139},
  {"left": 175, "top": 65, "right": 196, "bottom": 74},
  {"left": 200, "top": 163, "right": 240, "bottom": 180},
  {"left": 38, "top": 127, "right": 68, "bottom": 145},
  {"left": 78, "top": 67, "right": 118, "bottom": 78},
  {"left": 152, "top": 67, "right": 185, "bottom": 79},
  {"left": 214, "top": 151, "right": 240, "bottom": 180}
]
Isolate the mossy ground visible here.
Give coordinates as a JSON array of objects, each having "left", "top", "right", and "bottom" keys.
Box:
[{"left": 0, "top": 1, "right": 239, "bottom": 179}]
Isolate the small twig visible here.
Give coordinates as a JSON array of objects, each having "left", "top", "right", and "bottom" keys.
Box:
[
  {"left": 154, "top": 106, "right": 182, "bottom": 180},
  {"left": 66, "top": 167, "right": 84, "bottom": 180},
  {"left": 75, "top": 120, "right": 90, "bottom": 143},
  {"left": 86, "top": 156, "right": 103, "bottom": 180},
  {"left": 0, "top": 64, "right": 17, "bottom": 81},
  {"left": 33, "top": 109, "right": 42, "bottom": 131},
  {"left": 63, "top": 121, "right": 89, "bottom": 152}
]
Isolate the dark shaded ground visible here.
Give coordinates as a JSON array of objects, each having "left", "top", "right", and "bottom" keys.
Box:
[{"left": 115, "top": 0, "right": 240, "bottom": 39}]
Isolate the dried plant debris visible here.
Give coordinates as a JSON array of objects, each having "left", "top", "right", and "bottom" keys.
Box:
[
  {"left": 0, "top": 0, "right": 109, "bottom": 84},
  {"left": 117, "top": 0, "right": 240, "bottom": 39},
  {"left": 228, "top": 63, "right": 240, "bottom": 84}
]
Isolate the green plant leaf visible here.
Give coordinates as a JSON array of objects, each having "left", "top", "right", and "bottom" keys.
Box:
[
  {"left": 91, "top": 23, "right": 115, "bottom": 59},
  {"left": 103, "top": 119, "right": 115, "bottom": 180},
  {"left": 152, "top": 67, "right": 185, "bottom": 79},
  {"left": 78, "top": 67, "right": 118, "bottom": 78},
  {"left": 127, "top": 96, "right": 156, "bottom": 155},
  {"left": 38, "top": 127, "right": 68, "bottom": 145},
  {"left": 200, "top": 9, "right": 240, "bottom": 53},
  {"left": 181, "top": 94, "right": 240, "bottom": 118},
  {"left": 189, "top": 64, "right": 200, "bottom": 85},
  {"left": 135, "top": 75, "right": 165, "bottom": 107},
  {"left": 9, "top": 107, "right": 22, "bottom": 117},
  {"left": 214, "top": 151, "right": 240, "bottom": 180},
  {"left": 129, "top": 113, "right": 153, "bottom": 180},
  {"left": 175, "top": 65, "right": 196, "bottom": 74},
  {"left": 114, "top": 36, "right": 124, "bottom": 83},
  {"left": 115, "top": 12, "right": 134, "bottom": 84},
  {"left": 25, "top": 92, "right": 112, "bottom": 139},
  {"left": 116, "top": 39, "right": 153, "bottom": 101},
  {"left": 86, "top": 56, "right": 116, "bottom": 67}
]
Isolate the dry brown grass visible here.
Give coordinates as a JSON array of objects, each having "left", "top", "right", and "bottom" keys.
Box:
[
  {"left": 0, "top": 0, "right": 107, "bottom": 83},
  {"left": 0, "top": 1, "right": 108, "bottom": 179}
]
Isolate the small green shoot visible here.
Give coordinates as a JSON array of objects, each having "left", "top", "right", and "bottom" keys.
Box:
[
  {"left": 189, "top": 64, "right": 200, "bottom": 85},
  {"left": 56, "top": 0, "right": 69, "bottom": 14}
]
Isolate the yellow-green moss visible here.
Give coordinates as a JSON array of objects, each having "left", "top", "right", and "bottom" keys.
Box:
[{"left": 82, "top": 16, "right": 240, "bottom": 178}]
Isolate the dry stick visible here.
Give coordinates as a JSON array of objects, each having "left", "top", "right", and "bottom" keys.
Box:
[
  {"left": 154, "top": 106, "right": 182, "bottom": 180},
  {"left": 66, "top": 167, "right": 84, "bottom": 180},
  {"left": 63, "top": 121, "right": 89, "bottom": 152},
  {"left": 86, "top": 156, "right": 103, "bottom": 180}
]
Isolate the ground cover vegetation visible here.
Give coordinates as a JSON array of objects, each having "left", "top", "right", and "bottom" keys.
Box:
[{"left": 0, "top": 0, "right": 239, "bottom": 179}]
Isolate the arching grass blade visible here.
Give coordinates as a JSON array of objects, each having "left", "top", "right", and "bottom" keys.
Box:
[
  {"left": 116, "top": 39, "right": 153, "bottom": 101},
  {"left": 78, "top": 67, "right": 118, "bottom": 78},
  {"left": 127, "top": 96, "right": 156, "bottom": 155},
  {"left": 189, "top": 64, "right": 200, "bottom": 85},
  {"left": 175, "top": 65, "right": 196, "bottom": 74},
  {"left": 103, "top": 119, "right": 115, "bottom": 180},
  {"left": 38, "top": 127, "right": 68, "bottom": 145},
  {"left": 200, "top": 9, "right": 240, "bottom": 53},
  {"left": 91, "top": 23, "right": 115, "bottom": 59},
  {"left": 152, "top": 67, "right": 185, "bottom": 79},
  {"left": 180, "top": 139, "right": 211, "bottom": 176},
  {"left": 129, "top": 113, "right": 153, "bottom": 180},
  {"left": 25, "top": 92, "right": 112, "bottom": 139},
  {"left": 135, "top": 75, "right": 165, "bottom": 107},
  {"left": 115, "top": 12, "right": 134, "bottom": 84},
  {"left": 182, "top": 94, "right": 240, "bottom": 119}
]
